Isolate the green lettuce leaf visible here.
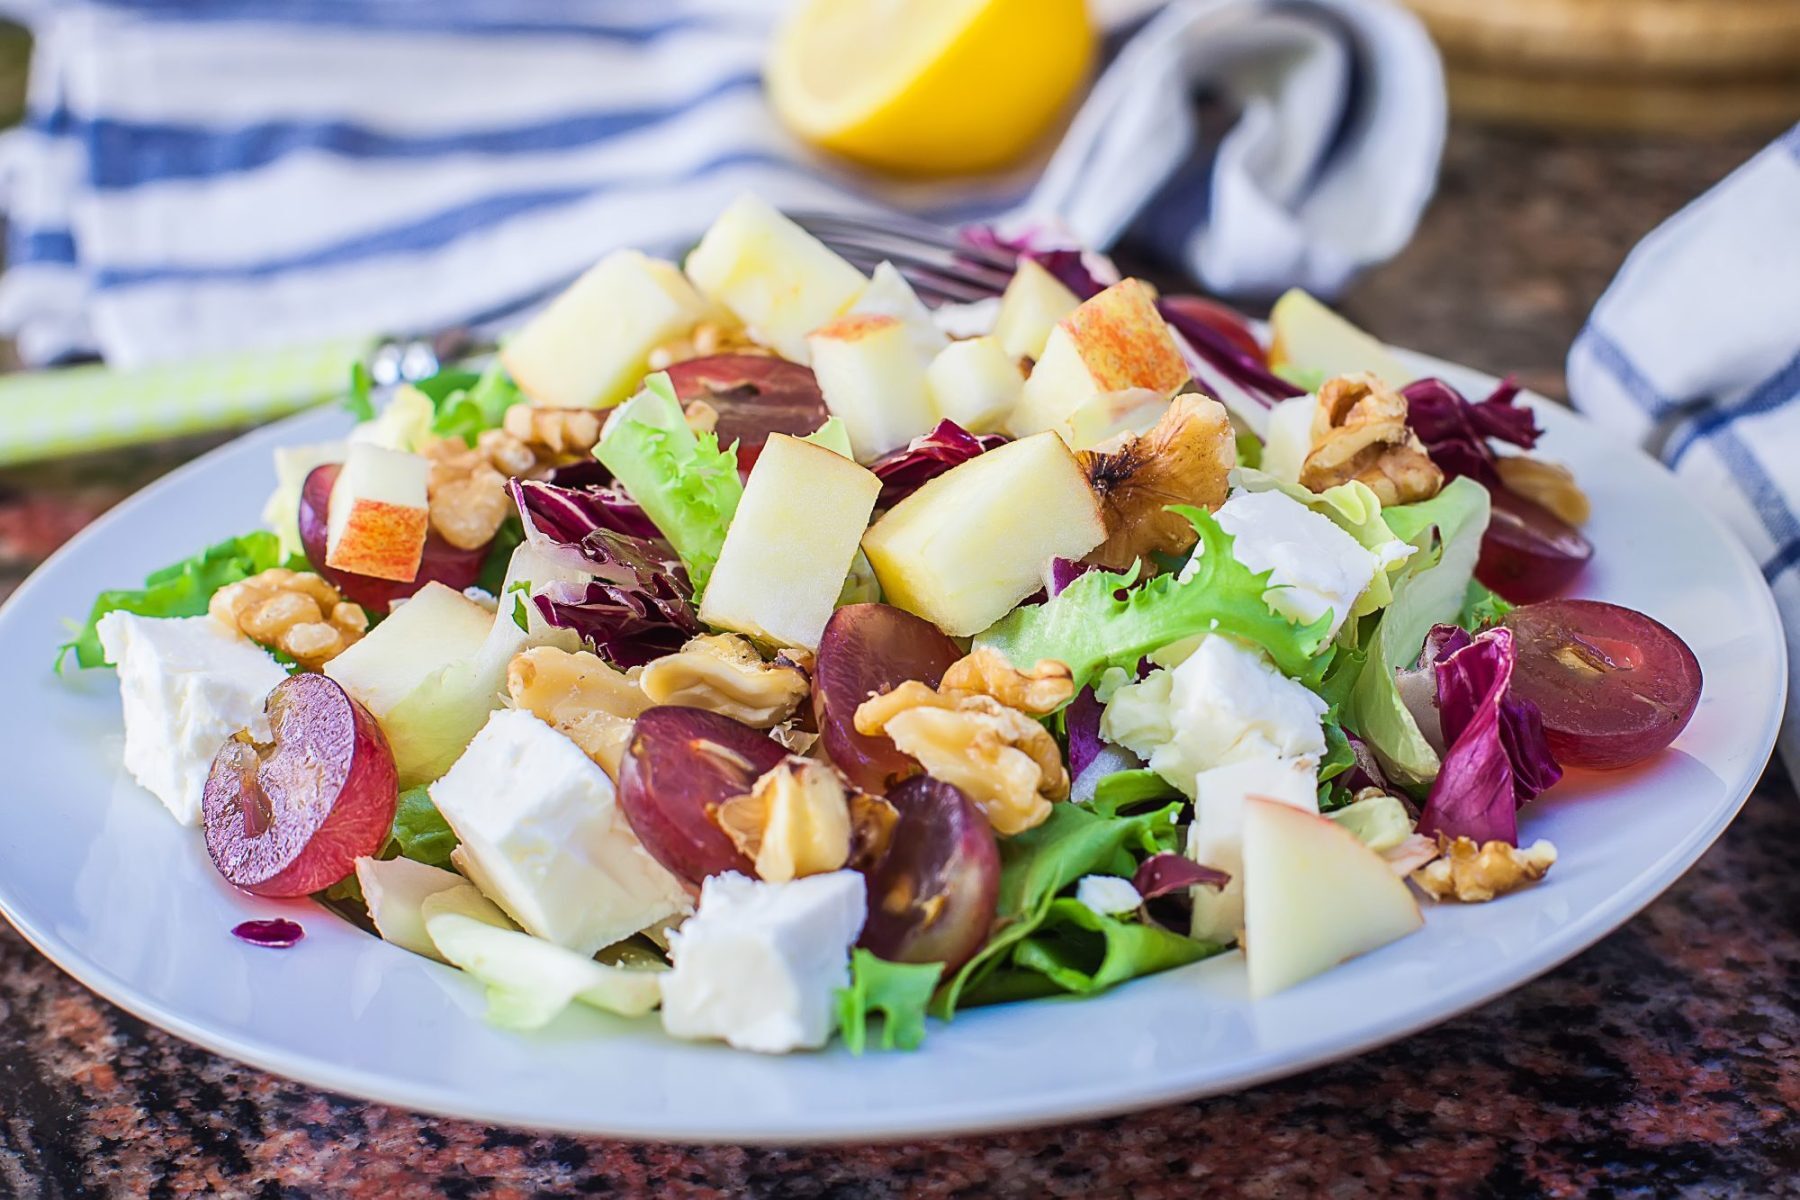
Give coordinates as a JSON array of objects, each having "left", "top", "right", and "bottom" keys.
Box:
[
  {"left": 1341, "top": 477, "right": 1491, "bottom": 786},
  {"left": 56, "top": 531, "right": 289, "bottom": 671},
  {"left": 1084, "top": 767, "right": 1180, "bottom": 818},
  {"left": 341, "top": 361, "right": 376, "bottom": 421},
  {"left": 960, "top": 898, "right": 1220, "bottom": 1005},
  {"left": 976, "top": 506, "right": 1332, "bottom": 695},
  {"left": 836, "top": 950, "right": 944, "bottom": 1054},
  {"left": 594, "top": 373, "right": 742, "bottom": 596},
  {"left": 936, "top": 800, "right": 1186, "bottom": 1015},
  {"left": 428, "top": 361, "right": 524, "bottom": 445},
  {"left": 1459, "top": 579, "right": 1513, "bottom": 630},
  {"left": 389, "top": 786, "right": 459, "bottom": 868}
]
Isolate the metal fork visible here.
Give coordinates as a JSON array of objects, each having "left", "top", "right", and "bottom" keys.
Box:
[{"left": 792, "top": 210, "right": 1019, "bottom": 305}]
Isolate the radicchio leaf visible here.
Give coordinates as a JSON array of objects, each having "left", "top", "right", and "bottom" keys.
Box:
[
  {"left": 1156, "top": 298, "right": 1301, "bottom": 413},
  {"left": 1132, "top": 853, "right": 1229, "bottom": 900},
  {"left": 1049, "top": 556, "right": 1108, "bottom": 779},
  {"left": 869, "top": 420, "right": 1008, "bottom": 507},
  {"left": 1416, "top": 626, "right": 1562, "bottom": 845},
  {"left": 1402, "top": 377, "right": 1542, "bottom": 489},
  {"left": 1342, "top": 731, "right": 1392, "bottom": 797},
  {"left": 958, "top": 226, "right": 1112, "bottom": 300}
]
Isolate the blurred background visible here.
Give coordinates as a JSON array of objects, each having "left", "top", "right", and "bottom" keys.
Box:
[{"left": 0, "top": 0, "right": 1792, "bottom": 586}]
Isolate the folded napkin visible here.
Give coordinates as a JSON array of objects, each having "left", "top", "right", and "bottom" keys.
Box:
[
  {"left": 0, "top": 0, "right": 1442, "bottom": 370},
  {"left": 1567, "top": 123, "right": 1800, "bottom": 775}
]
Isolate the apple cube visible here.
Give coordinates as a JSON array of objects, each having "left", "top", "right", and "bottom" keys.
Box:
[
  {"left": 1268, "top": 289, "right": 1415, "bottom": 389},
  {"left": 994, "top": 257, "right": 1081, "bottom": 362},
  {"left": 1240, "top": 796, "right": 1424, "bottom": 998},
  {"left": 861, "top": 431, "right": 1105, "bottom": 636},
  {"left": 323, "top": 581, "right": 496, "bottom": 778},
  {"left": 808, "top": 314, "right": 938, "bottom": 462},
  {"left": 1007, "top": 279, "right": 1190, "bottom": 443},
  {"left": 700, "top": 434, "right": 882, "bottom": 651},
  {"left": 502, "top": 250, "right": 711, "bottom": 410},
  {"left": 848, "top": 262, "right": 948, "bottom": 364},
  {"left": 684, "top": 195, "right": 867, "bottom": 363},
  {"left": 926, "top": 336, "right": 1022, "bottom": 434},
  {"left": 325, "top": 442, "right": 429, "bottom": 582}
]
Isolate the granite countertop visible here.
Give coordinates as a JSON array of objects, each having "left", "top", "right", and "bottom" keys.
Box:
[{"left": 2, "top": 125, "right": 1795, "bottom": 1199}]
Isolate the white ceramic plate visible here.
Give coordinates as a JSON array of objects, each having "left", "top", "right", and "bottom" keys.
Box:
[{"left": 0, "top": 354, "right": 1785, "bottom": 1144}]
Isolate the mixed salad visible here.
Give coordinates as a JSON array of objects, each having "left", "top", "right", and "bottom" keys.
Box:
[{"left": 57, "top": 196, "right": 1704, "bottom": 1055}]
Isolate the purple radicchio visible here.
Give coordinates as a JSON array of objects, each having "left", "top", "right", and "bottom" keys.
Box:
[
  {"left": 1156, "top": 297, "right": 1302, "bottom": 414},
  {"left": 1401, "top": 376, "right": 1542, "bottom": 490},
  {"left": 1416, "top": 625, "right": 1562, "bottom": 845},
  {"left": 511, "top": 479, "right": 700, "bottom": 668},
  {"left": 869, "top": 420, "right": 1008, "bottom": 507},
  {"left": 1045, "top": 557, "right": 1109, "bottom": 779},
  {"left": 1132, "top": 853, "right": 1229, "bottom": 901}
]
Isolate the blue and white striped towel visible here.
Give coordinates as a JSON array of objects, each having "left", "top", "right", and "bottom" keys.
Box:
[
  {"left": 0, "top": 0, "right": 1444, "bottom": 368},
  {"left": 1568, "top": 123, "right": 1800, "bottom": 776}
]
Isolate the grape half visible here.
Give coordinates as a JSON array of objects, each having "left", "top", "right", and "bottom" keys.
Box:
[
  {"left": 299, "top": 463, "right": 487, "bottom": 611},
  {"left": 202, "top": 673, "right": 398, "bottom": 897},
  {"left": 663, "top": 354, "right": 829, "bottom": 471},
  {"left": 859, "top": 776, "right": 1000, "bottom": 974},
  {"left": 1503, "top": 599, "right": 1702, "bottom": 769},
  {"left": 814, "top": 604, "right": 964, "bottom": 793},
  {"left": 617, "top": 706, "right": 788, "bottom": 885},
  {"left": 1476, "top": 487, "right": 1593, "bottom": 603}
]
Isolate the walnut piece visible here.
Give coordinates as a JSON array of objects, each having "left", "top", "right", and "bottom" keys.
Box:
[
  {"left": 939, "top": 646, "right": 1075, "bottom": 717},
  {"left": 1300, "top": 373, "right": 1444, "bottom": 506},
  {"left": 713, "top": 756, "right": 855, "bottom": 884},
  {"left": 855, "top": 682, "right": 1069, "bottom": 836},
  {"left": 209, "top": 568, "right": 367, "bottom": 669},
  {"left": 422, "top": 436, "right": 516, "bottom": 550},
  {"left": 646, "top": 319, "right": 773, "bottom": 371},
  {"left": 638, "top": 633, "right": 810, "bottom": 728},
  {"left": 1495, "top": 455, "right": 1590, "bottom": 526},
  {"left": 1080, "top": 393, "right": 1236, "bottom": 572},
  {"left": 506, "top": 646, "right": 649, "bottom": 780},
  {"left": 1411, "top": 835, "right": 1557, "bottom": 902},
  {"left": 501, "top": 404, "right": 603, "bottom": 463}
]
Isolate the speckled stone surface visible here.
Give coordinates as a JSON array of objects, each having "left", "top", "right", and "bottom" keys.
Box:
[{"left": 2, "top": 126, "right": 1796, "bottom": 1199}]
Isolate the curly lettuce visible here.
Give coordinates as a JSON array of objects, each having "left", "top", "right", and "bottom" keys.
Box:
[
  {"left": 976, "top": 505, "right": 1332, "bottom": 696},
  {"left": 594, "top": 373, "right": 741, "bottom": 596},
  {"left": 836, "top": 951, "right": 943, "bottom": 1054},
  {"left": 420, "top": 361, "right": 524, "bottom": 446},
  {"left": 57, "top": 530, "right": 290, "bottom": 671}
]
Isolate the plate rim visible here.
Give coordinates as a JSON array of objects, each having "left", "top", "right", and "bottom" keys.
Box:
[{"left": 0, "top": 352, "right": 1786, "bottom": 1144}]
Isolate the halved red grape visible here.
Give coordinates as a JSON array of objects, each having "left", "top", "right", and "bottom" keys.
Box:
[
  {"left": 299, "top": 463, "right": 487, "bottom": 610},
  {"left": 814, "top": 604, "right": 964, "bottom": 794},
  {"left": 617, "top": 706, "right": 787, "bottom": 886},
  {"left": 859, "top": 776, "right": 1000, "bottom": 974},
  {"left": 203, "top": 673, "right": 398, "bottom": 898},
  {"left": 663, "top": 354, "right": 828, "bottom": 471},
  {"left": 1503, "top": 599, "right": 1702, "bottom": 769},
  {"left": 1158, "top": 294, "right": 1267, "bottom": 365},
  {"left": 1476, "top": 487, "right": 1593, "bottom": 603}
]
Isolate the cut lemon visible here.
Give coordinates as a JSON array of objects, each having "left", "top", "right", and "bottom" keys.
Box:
[{"left": 767, "top": 0, "right": 1095, "bottom": 177}]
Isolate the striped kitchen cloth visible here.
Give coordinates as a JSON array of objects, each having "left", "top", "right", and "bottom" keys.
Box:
[
  {"left": 1567, "top": 123, "right": 1800, "bottom": 775},
  {"left": 0, "top": 0, "right": 1444, "bottom": 371}
]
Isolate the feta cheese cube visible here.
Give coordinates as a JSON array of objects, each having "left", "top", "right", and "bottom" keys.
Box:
[
  {"left": 429, "top": 709, "right": 689, "bottom": 956},
  {"left": 96, "top": 613, "right": 287, "bottom": 826},
  {"left": 1075, "top": 875, "right": 1144, "bottom": 917},
  {"left": 1100, "top": 634, "right": 1327, "bottom": 796},
  {"left": 660, "top": 870, "right": 867, "bottom": 1054},
  {"left": 1213, "top": 488, "right": 1379, "bottom": 640},
  {"left": 1186, "top": 756, "right": 1319, "bottom": 944}
]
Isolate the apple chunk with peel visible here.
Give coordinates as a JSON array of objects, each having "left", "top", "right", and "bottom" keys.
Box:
[
  {"left": 501, "top": 249, "right": 711, "bottom": 410},
  {"left": 684, "top": 194, "right": 867, "bottom": 363},
  {"left": 994, "top": 257, "right": 1081, "bottom": 362},
  {"left": 325, "top": 442, "right": 429, "bottom": 582},
  {"left": 862, "top": 431, "right": 1106, "bottom": 637},
  {"left": 926, "top": 336, "right": 1022, "bottom": 434},
  {"left": 323, "top": 581, "right": 496, "bottom": 778},
  {"left": 700, "top": 434, "right": 882, "bottom": 651},
  {"left": 808, "top": 314, "right": 939, "bottom": 462},
  {"left": 1268, "top": 289, "right": 1416, "bottom": 388},
  {"left": 1241, "top": 796, "right": 1424, "bottom": 998},
  {"left": 1008, "top": 279, "right": 1190, "bottom": 444}
]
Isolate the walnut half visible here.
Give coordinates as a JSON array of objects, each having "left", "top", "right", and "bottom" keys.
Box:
[
  {"left": 210, "top": 568, "right": 366, "bottom": 669},
  {"left": 1411, "top": 835, "right": 1557, "bottom": 902},
  {"left": 939, "top": 647, "right": 1075, "bottom": 717},
  {"left": 855, "top": 681, "right": 1069, "bottom": 836},
  {"left": 712, "top": 756, "right": 882, "bottom": 884},
  {"left": 638, "top": 634, "right": 810, "bottom": 728},
  {"left": 1300, "top": 373, "right": 1443, "bottom": 506},
  {"left": 1079, "top": 393, "right": 1235, "bottom": 572}
]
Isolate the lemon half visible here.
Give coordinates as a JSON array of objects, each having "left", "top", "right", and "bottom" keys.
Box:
[{"left": 767, "top": 0, "right": 1096, "bottom": 177}]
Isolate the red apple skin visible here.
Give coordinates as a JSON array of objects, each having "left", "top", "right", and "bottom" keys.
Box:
[
  {"left": 299, "top": 463, "right": 487, "bottom": 611},
  {"left": 202, "top": 674, "right": 398, "bottom": 898}
]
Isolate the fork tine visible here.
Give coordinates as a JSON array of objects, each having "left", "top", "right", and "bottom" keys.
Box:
[
  {"left": 791, "top": 210, "right": 1020, "bottom": 273},
  {"left": 826, "top": 244, "right": 1004, "bottom": 304}
]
